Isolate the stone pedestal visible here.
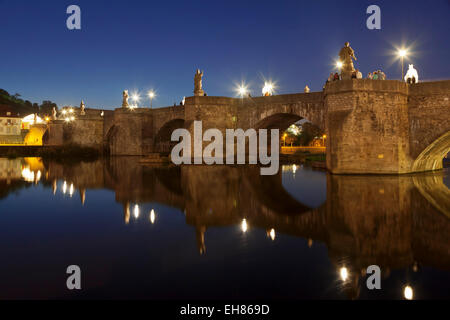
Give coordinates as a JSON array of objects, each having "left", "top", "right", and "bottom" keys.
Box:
[
  {"left": 194, "top": 89, "right": 205, "bottom": 97},
  {"left": 340, "top": 70, "right": 354, "bottom": 80}
]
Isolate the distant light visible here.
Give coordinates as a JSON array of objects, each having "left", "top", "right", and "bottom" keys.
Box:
[
  {"left": 65, "top": 117, "right": 70, "bottom": 122},
  {"left": 292, "top": 164, "right": 297, "bottom": 174},
  {"left": 133, "top": 204, "right": 140, "bottom": 219},
  {"left": 241, "top": 218, "right": 248, "bottom": 233},
  {"left": 336, "top": 61, "right": 343, "bottom": 69},
  {"left": 323, "top": 134, "right": 327, "bottom": 139},
  {"left": 269, "top": 228, "right": 276, "bottom": 241},
  {"left": 68, "top": 108, "right": 74, "bottom": 113},
  {"left": 148, "top": 91, "right": 155, "bottom": 99},
  {"left": 149, "top": 209, "right": 156, "bottom": 224},
  {"left": 398, "top": 49, "right": 407, "bottom": 58},
  {"left": 262, "top": 82, "right": 274, "bottom": 96},
  {"left": 340, "top": 267, "right": 349, "bottom": 281},
  {"left": 404, "top": 285, "right": 413, "bottom": 300},
  {"left": 70, "top": 116, "right": 75, "bottom": 121}
]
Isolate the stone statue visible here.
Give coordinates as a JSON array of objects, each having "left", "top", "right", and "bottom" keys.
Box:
[
  {"left": 304, "top": 85, "right": 310, "bottom": 93},
  {"left": 52, "top": 107, "right": 57, "bottom": 120},
  {"left": 339, "top": 42, "right": 357, "bottom": 79},
  {"left": 194, "top": 69, "right": 205, "bottom": 96},
  {"left": 80, "top": 100, "right": 86, "bottom": 115},
  {"left": 122, "top": 90, "right": 129, "bottom": 108}
]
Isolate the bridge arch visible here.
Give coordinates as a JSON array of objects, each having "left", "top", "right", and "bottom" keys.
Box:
[
  {"left": 153, "top": 118, "right": 185, "bottom": 154},
  {"left": 254, "top": 113, "right": 303, "bottom": 131},
  {"left": 412, "top": 131, "right": 450, "bottom": 172}
]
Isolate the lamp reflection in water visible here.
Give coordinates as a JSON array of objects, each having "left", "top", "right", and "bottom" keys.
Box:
[
  {"left": 62, "top": 181, "right": 67, "bottom": 194},
  {"left": 404, "top": 285, "right": 413, "bottom": 300},
  {"left": 69, "top": 183, "right": 74, "bottom": 197},
  {"left": 267, "top": 228, "right": 276, "bottom": 241},
  {"left": 21, "top": 167, "right": 34, "bottom": 182},
  {"left": 21, "top": 167, "right": 41, "bottom": 183},
  {"left": 52, "top": 180, "right": 57, "bottom": 195},
  {"left": 340, "top": 267, "right": 349, "bottom": 282},
  {"left": 149, "top": 209, "right": 156, "bottom": 224},
  {"left": 241, "top": 218, "right": 248, "bottom": 233},
  {"left": 133, "top": 204, "right": 140, "bottom": 219}
]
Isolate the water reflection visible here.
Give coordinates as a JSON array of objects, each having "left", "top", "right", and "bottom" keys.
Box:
[{"left": 0, "top": 157, "right": 448, "bottom": 299}]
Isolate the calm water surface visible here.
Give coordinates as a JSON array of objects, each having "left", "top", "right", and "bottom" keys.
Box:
[{"left": 0, "top": 157, "right": 449, "bottom": 299}]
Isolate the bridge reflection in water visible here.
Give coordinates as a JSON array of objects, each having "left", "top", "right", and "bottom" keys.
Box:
[{"left": 0, "top": 157, "right": 449, "bottom": 299}]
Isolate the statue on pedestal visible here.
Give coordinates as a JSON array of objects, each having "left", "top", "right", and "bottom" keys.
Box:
[
  {"left": 194, "top": 69, "right": 205, "bottom": 96},
  {"left": 338, "top": 42, "right": 357, "bottom": 80},
  {"left": 80, "top": 100, "right": 86, "bottom": 115},
  {"left": 122, "top": 90, "right": 129, "bottom": 108},
  {"left": 52, "top": 107, "right": 57, "bottom": 120}
]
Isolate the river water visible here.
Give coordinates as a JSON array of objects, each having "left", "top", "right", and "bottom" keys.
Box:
[{"left": 0, "top": 157, "right": 448, "bottom": 299}]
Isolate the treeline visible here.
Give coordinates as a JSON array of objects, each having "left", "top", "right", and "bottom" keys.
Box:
[
  {"left": 284, "top": 122, "right": 323, "bottom": 146},
  {"left": 0, "top": 88, "right": 57, "bottom": 117}
]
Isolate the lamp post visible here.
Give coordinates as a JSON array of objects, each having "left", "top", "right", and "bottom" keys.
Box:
[
  {"left": 148, "top": 91, "right": 155, "bottom": 109},
  {"left": 398, "top": 49, "right": 407, "bottom": 81}
]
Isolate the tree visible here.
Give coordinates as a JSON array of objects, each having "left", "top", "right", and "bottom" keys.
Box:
[
  {"left": 40, "top": 100, "right": 58, "bottom": 116},
  {"left": 298, "top": 122, "right": 323, "bottom": 146}
]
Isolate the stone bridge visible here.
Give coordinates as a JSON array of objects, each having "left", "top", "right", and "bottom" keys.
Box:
[{"left": 44, "top": 79, "right": 450, "bottom": 174}]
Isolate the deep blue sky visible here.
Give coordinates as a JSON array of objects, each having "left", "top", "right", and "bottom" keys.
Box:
[{"left": 0, "top": 0, "right": 449, "bottom": 110}]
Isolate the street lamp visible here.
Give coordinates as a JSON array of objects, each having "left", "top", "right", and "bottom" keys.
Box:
[
  {"left": 238, "top": 86, "right": 248, "bottom": 98},
  {"left": 336, "top": 61, "right": 343, "bottom": 70},
  {"left": 131, "top": 93, "right": 140, "bottom": 108},
  {"left": 398, "top": 49, "right": 408, "bottom": 81},
  {"left": 148, "top": 91, "right": 155, "bottom": 109},
  {"left": 262, "top": 82, "right": 274, "bottom": 96}
]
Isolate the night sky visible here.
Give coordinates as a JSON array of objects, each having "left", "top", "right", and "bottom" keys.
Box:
[{"left": 0, "top": 0, "right": 449, "bottom": 109}]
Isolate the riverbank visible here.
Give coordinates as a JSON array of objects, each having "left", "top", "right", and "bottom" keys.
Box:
[
  {"left": 280, "top": 152, "right": 326, "bottom": 169},
  {"left": 0, "top": 145, "right": 100, "bottom": 161}
]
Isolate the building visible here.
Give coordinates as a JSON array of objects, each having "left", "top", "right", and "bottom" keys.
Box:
[{"left": 0, "top": 105, "right": 24, "bottom": 144}]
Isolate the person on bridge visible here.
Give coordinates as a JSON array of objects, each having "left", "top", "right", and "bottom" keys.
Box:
[{"left": 356, "top": 69, "right": 362, "bottom": 79}]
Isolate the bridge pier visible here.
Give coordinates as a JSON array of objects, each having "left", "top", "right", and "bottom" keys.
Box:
[{"left": 325, "top": 80, "right": 412, "bottom": 174}]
